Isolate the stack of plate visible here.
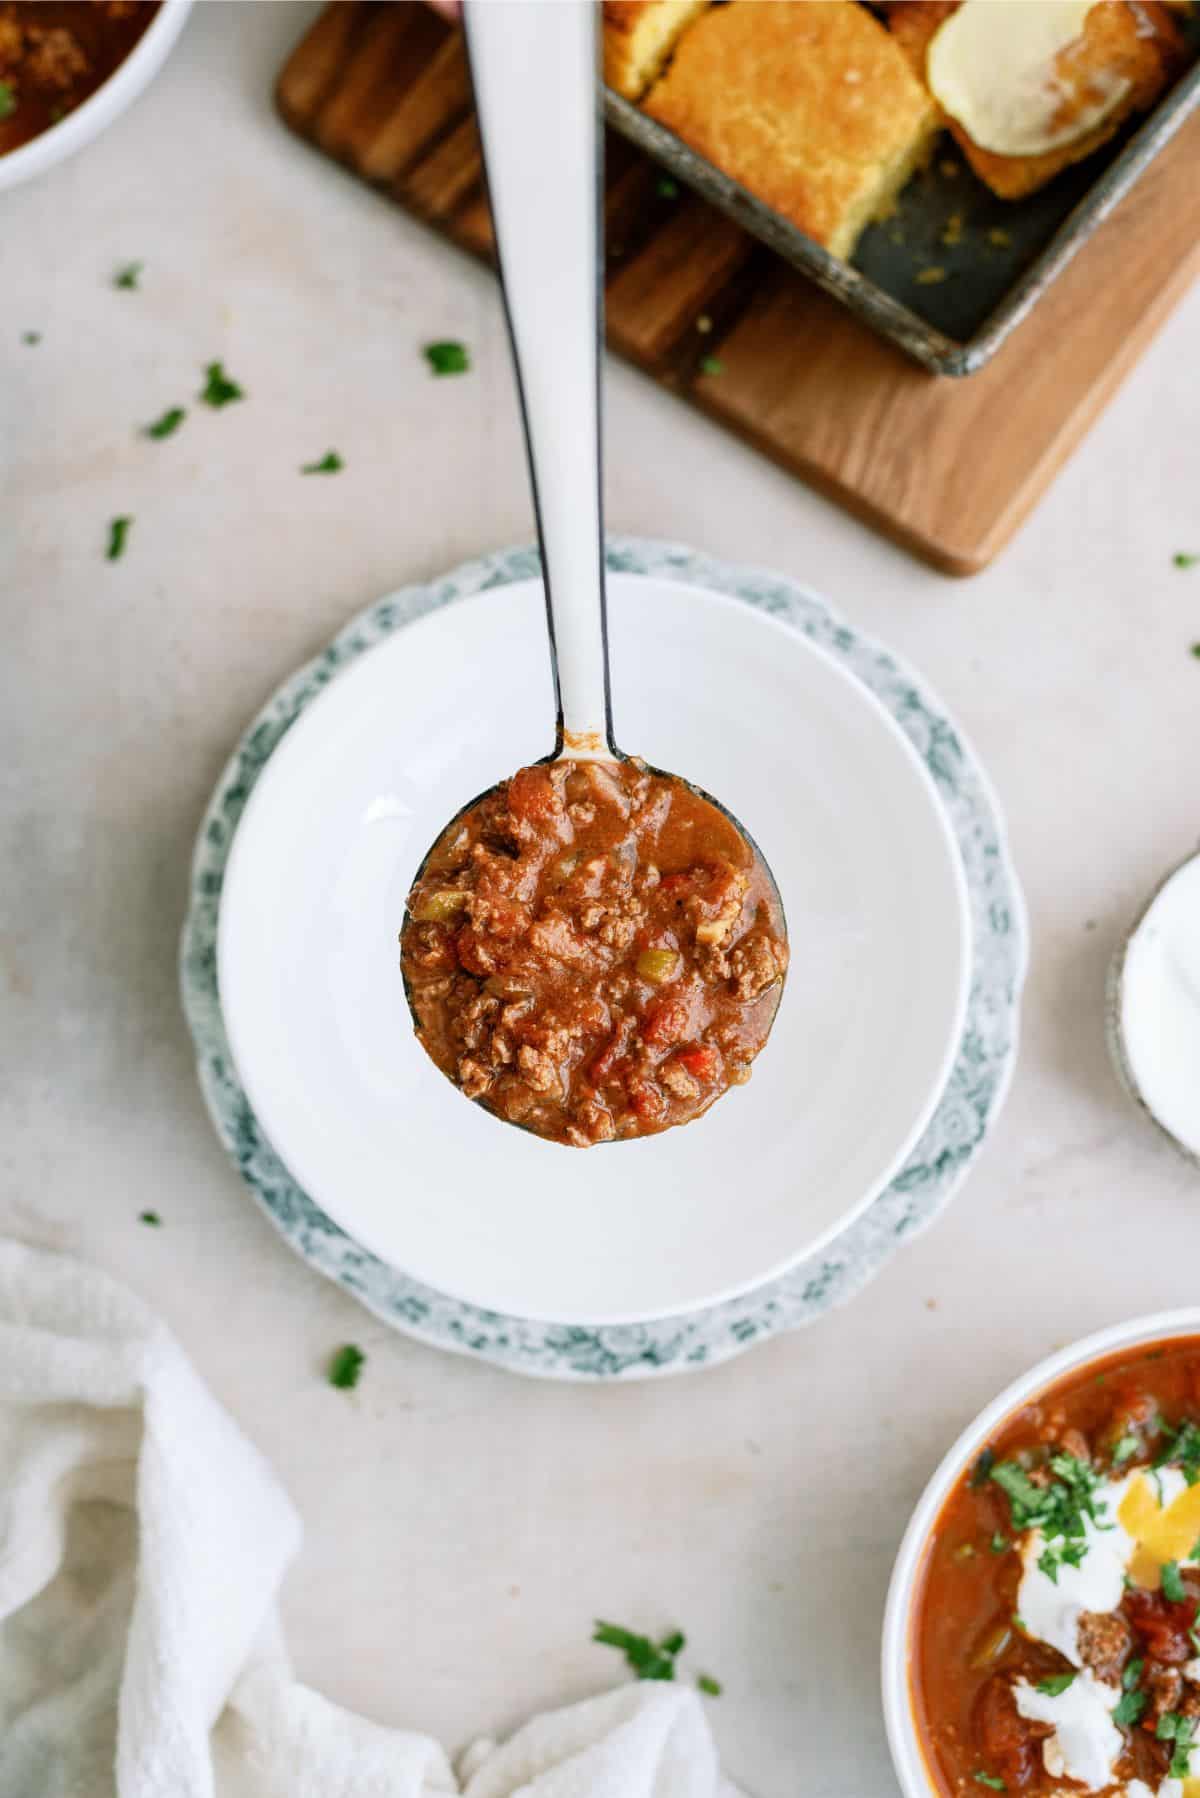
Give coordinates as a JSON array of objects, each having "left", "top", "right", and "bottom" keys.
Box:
[{"left": 181, "top": 538, "right": 1026, "bottom": 1381}]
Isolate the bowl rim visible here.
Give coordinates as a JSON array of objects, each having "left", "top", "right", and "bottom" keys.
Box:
[
  {"left": 882, "top": 1308, "right": 1200, "bottom": 1798},
  {"left": 0, "top": 0, "right": 193, "bottom": 192}
]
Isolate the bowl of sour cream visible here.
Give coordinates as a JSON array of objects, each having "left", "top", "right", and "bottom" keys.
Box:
[{"left": 1108, "top": 848, "right": 1200, "bottom": 1169}]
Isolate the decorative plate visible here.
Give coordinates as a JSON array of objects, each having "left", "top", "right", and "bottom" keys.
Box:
[{"left": 181, "top": 538, "right": 1026, "bottom": 1378}]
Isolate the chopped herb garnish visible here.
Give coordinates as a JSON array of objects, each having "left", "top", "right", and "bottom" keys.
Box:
[
  {"left": 1190, "top": 1535, "right": 1200, "bottom": 1564},
  {"left": 1189, "top": 1624, "right": 1200, "bottom": 1657},
  {"left": 114, "top": 261, "right": 143, "bottom": 291},
  {"left": 1157, "top": 1712, "right": 1182, "bottom": 1742},
  {"left": 1174, "top": 552, "right": 1199, "bottom": 569},
  {"left": 989, "top": 1532, "right": 1010, "bottom": 1555},
  {"left": 1162, "top": 1560, "right": 1187, "bottom": 1602},
  {"left": 699, "top": 355, "right": 724, "bottom": 376},
  {"left": 106, "top": 516, "right": 133, "bottom": 561},
  {"left": 423, "top": 340, "right": 470, "bottom": 376},
  {"left": 1191, "top": 644, "right": 1200, "bottom": 661},
  {"left": 990, "top": 1454, "right": 1109, "bottom": 1584},
  {"left": 22, "top": 330, "right": 40, "bottom": 346},
  {"left": 1124, "top": 1657, "right": 1145, "bottom": 1692},
  {"left": 1112, "top": 1435, "right": 1139, "bottom": 1465},
  {"left": 328, "top": 1343, "right": 365, "bottom": 1389},
  {"left": 1037, "top": 1672, "right": 1076, "bottom": 1696},
  {"left": 972, "top": 1773, "right": 1005, "bottom": 1791},
  {"left": 1114, "top": 1688, "right": 1147, "bottom": 1728},
  {"left": 200, "top": 361, "right": 244, "bottom": 408},
  {"left": 139, "top": 1210, "right": 161, "bottom": 1226},
  {"left": 145, "top": 406, "right": 185, "bottom": 441},
  {"left": 0, "top": 81, "right": 15, "bottom": 121},
  {"left": 1171, "top": 1717, "right": 1197, "bottom": 1778},
  {"left": 593, "top": 1621, "right": 685, "bottom": 1682},
  {"left": 1013, "top": 1615, "right": 1027, "bottom": 1632},
  {"left": 697, "top": 1673, "right": 722, "bottom": 1697},
  {"left": 970, "top": 1447, "right": 997, "bottom": 1488},
  {"left": 301, "top": 451, "right": 344, "bottom": 475},
  {"left": 656, "top": 175, "right": 679, "bottom": 198}
]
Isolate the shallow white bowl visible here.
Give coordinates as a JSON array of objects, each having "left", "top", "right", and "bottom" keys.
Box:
[
  {"left": 218, "top": 571, "right": 971, "bottom": 1324},
  {"left": 0, "top": 0, "right": 192, "bottom": 193},
  {"left": 883, "top": 1311, "right": 1200, "bottom": 1798}
]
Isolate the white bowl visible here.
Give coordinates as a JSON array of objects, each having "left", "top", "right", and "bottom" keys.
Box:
[
  {"left": 217, "top": 569, "right": 971, "bottom": 1325},
  {"left": 882, "top": 1310, "right": 1200, "bottom": 1798},
  {"left": 0, "top": 0, "right": 192, "bottom": 193}
]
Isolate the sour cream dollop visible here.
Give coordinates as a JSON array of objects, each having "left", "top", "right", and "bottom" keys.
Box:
[{"left": 1118, "top": 851, "right": 1200, "bottom": 1162}]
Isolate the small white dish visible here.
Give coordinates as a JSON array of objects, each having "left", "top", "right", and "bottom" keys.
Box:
[
  {"left": 0, "top": 0, "right": 192, "bottom": 194},
  {"left": 882, "top": 1310, "right": 1200, "bottom": 1798},
  {"left": 217, "top": 566, "right": 971, "bottom": 1326},
  {"left": 1108, "top": 849, "right": 1200, "bottom": 1170}
]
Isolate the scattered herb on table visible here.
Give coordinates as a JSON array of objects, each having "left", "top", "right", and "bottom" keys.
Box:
[
  {"left": 22, "top": 330, "right": 40, "bottom": 346},
  {"left": 145, "top": 406, "right": 185, "bottom": 441},
  {"left": 301, "top": 451, "right": 344, "bottom": 475},
  {"left": 0, "top": 81, "right": 16, "bottom": 121},
  {"left": 1191, "top": 645, "right": 1200, "bottom": 661},
  {"left": 1173, "top": 552, "right": 1199, "bottom": 569},
  {"left": 656, "top": 175, "right": 678, "bottom": 199},
  {"left": 593, "top": 1620, "right": 686, "bottom": 1682},
  {"left": 106, "top": 516, "right": 133, "bottom": 561},
  {"left": 114, "top": 261, "right": 143, "bottom": 290},
  {"left": 1037, "top": 1672, "right": 1076, "bottom": 1696},
  {"left": 697, "top": 1673, "right": 722, "bottom": 1697},
  {"left": 423, "top": 340, "right": 470, "bottom": 376},
  {"left": 200, "top": 361, "right": 244, "bottom": 408},
  {"left": 699, "top": 355, "right": 724, "bottom": 377},
  {"left": 139, "top": 1210, "right": 161, "bottom": 1227},
  {"left": 328, "top": 1344, "right": 365, "bottom": 1390}
]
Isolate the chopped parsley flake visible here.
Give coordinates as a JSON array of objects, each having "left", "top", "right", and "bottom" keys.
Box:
[
  {"left": 1124, "top": 1658, "right": 1145, "bottom": 1692},
  {"left": 1172, "top": 1718, "right": 1197, "bottom": 1779},
  {"left": 989, "top": 1532, "right": 1010, "bottom": 1555},
  {"left": 1162, "top": 1559, "right": 1187, "bottom": 1602},
  {"left": 301, "top": 451, "right": 344, "bottom": 475},
  {"left": 1190, "top": 1536, "right": 1200, "bottom": 1564},
  {"left": 697, "top": 1673, "right": 722, "bottom": 1697},
  {"left": 1174, "top": 552, "right": 1199, "bottom": 569},
  {"left": 423, "top": 340, "right": 470, "bottom": 376},
  {"left": 1114, "top": 1688, "right": 1147, "bottom": 1728},
  {"left": 1190, "top": 1624, "right": 1200, "bottom": 1657},
  {"left": 328, "top": 1343, "right": 365, "bottom": 1389},
  {"left": 114, "top": 262, "right": 143, "bottom": 291},
  {"left": 200, "top": 361, "right": 244, "bottom": 408},
  {"left": 1191, "top": 644, "right": 1200, "bottom": 661},
  {"left": 1112, "top": 1435, "right": 1139, "bottom": 1465},
  {"left": 106, "top": 516, "right": 133, "bottom": 561},
  {"left": 22, "top": 331, "right": 39, "bottom": 346},
  {"left": 656, "top": 175, "right": 679, "bottom": 198},
  {"left": 0, "top": 81, "right": 15, "bottom": 121},
  {"left": 991, "top": 1454, "right": 1108, "bottom": 1584},
  {"left": 972, "top": 1774, "right": 1005, "bottom": 1791},
  {"left": 1037, "top": 1672, "right": 1076, "bottom": 1696},
  {"left": 1155, "top": 1420, "right": 1200, "bottom": 1485},
  {"left": 699, "top": 355, "right": 724, "bottom": 376},
  {"left": 1158, "top": 1712, "right": 1183, "bottom": 1742},
  {"left": 145, "top": 407, "right": 185, "bottom": 441},
  {"left": 593, "top": 1621, "right": 685, "bottom": 1682},
  {"left": 139, "top": 1210, "right": 161, "bottom": 1226}
]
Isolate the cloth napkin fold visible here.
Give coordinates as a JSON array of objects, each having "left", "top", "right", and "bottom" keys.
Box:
[{"left": 0, "top": 1240, "right": 739, "bottom": 1798}]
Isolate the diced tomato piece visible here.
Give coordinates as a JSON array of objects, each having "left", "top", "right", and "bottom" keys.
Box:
[
  {"left": 455, "top": 925, "right": 499, "bottom": 976},
  {"left": 507, "top": 767, "right": 562, "bottom": 827},
  {"left": 626, "top": 1076, "right": 665, "bottom": 1121},
  {"left": 640, "top": 990, "right": 693, "bottom": 1048},
  {"left": 676, "top": 1044, "right": 718, "bottom": 1082},
  {"left": 1125, "top": 1587, "right": 1198, "bottom": 1664},
  {"left": 974, "top": 1675, "right": 1039, "bottom": 1791}
]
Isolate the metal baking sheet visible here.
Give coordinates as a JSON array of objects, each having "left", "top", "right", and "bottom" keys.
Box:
[{"left": 604, "top": 29, "right": 1200, "bottom": 378}]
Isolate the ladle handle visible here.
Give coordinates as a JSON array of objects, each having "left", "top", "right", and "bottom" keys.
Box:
[{"left": 463, "top": 0, "right": 614, "bottom": 761}]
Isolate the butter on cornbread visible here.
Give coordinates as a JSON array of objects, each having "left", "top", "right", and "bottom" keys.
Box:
[
  {"left": 602, "top": 0, "right": 711, "bottom": 101},
  {"left": 887, "top": 0, "right": 1185, "bottom": 200},
  {"left": 642, "top": 1, "right": 943, "bottom": 260}
]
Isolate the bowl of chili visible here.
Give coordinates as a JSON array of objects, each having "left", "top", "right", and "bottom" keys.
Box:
[
  {"left": 0, "top": 0, "right": 192, "bottom": 194},
  {"left": 884, "top": 1314, "right": 1200, "bottom": 1798}
]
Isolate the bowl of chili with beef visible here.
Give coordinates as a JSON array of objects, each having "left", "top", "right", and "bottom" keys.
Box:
[
  {"left": 885, "top": 1315, "right": 1200, "bottom": 1798},
  {"left": 400, "top": 756, "right": 788, "bottom": 1147},
  {"left": 0, "top": 1, "right": 191, "bottom": 193}
]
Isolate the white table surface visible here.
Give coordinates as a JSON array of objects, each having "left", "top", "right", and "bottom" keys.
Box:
[{"left": 5, "top": 5, "right": 1200, "bottom": 1791}]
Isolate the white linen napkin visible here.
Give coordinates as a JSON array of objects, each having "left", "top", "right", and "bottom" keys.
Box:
[{"left": 0, "top": 1240, "right": 740, "bottom": 1798}]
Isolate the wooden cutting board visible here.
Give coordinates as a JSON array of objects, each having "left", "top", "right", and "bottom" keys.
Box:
[{"left": 276, "top": 3, "right": 1200, "bottom": 576}]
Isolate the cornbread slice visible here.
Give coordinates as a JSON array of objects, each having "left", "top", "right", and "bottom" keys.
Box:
[
  {"left": 643, "top": 1, "right": 943, "bottom": 260},
  {"left": 887, "top": 0, "right": 1185, "bottom": 199},
  {"left": 603, "top": 0, "right": 710, "bottom": 100}
]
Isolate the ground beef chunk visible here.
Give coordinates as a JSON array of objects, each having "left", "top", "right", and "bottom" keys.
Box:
[
  {"left": 24, "top": 24, "right": 87, "bottom": 89},
  {"left": 1077, "top": 1610, "right": 1131, "bottom": 1685},
  {"left": 1143, "top": 1663, "right": 1184, "bottom": 1727},
  {"left": 729, "top": 931, "right": 789, "bottom": 1001}
]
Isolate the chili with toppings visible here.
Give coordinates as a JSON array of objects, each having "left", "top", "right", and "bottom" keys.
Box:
[
  {"left": 0, "top": 3, "right": 159, "bottom": 156},
  {"left": 400, "top": 758, "right": 787, "bottom": 1146},
  {"left": 913, "top": 1338, "right": 1200, "bottom": 1796}
]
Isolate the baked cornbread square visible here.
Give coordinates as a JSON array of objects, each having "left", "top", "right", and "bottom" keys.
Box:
[
  {"left": 603, "top": 0, "right": 711, "bottom": 101},
  {"left": 887, "top": 0, "right": 1185, "bottom": 199},
  {"left": 642, "top": 0, "right": 942, "bottom": 260}
]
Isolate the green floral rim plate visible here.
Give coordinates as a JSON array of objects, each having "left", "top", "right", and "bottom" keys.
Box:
[{"left": 180, "top": 538, "right": 1027, "bottom": 1380}]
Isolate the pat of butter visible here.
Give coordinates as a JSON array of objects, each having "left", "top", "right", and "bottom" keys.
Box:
[
  {"left": 1119, "top": 1469, "right": 1200, "bottom": 1589},
  {"left": 927, "top": 0, "right": 1130, "bottom": 157}
]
